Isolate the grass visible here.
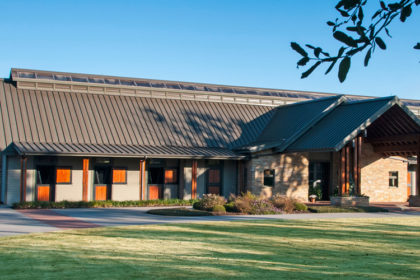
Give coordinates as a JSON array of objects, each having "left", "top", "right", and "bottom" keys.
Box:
[
  {"left": 308, "top": 205, "right": 389, "bottom": 213},
  {"left": 1, "top": 217, "right": 420, "bottom": 279},
  {"left": 147, "top": 207, "right": 212, "bottom": 216}
]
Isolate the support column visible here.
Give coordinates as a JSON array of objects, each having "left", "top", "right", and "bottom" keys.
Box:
[
  {"left": 237, "top": 161, "right": 243, "bottom": 195},
  {"left": 20, "top": 157, "right": 27, "bottom": 203},
  {"left": 1, "top": 154, "right": 7, "bottom": 204},
  {"left": 82, "top": 158, "right": 89, "bottom": 201},
  {"left": 340, "top": 148, "right": 346, "bottom": 195},
  {"left": 191, "top": 160, "right": 198, "bottom": 199},
  {"left": 354, "top": 136, "right": 362, "bottom": 195},
  {"left": 345, "top": 145, "right": 350, "bottom": 194},
  {"left": 416, "top": 152, "right": 420, "bottom": 196},
  {"left": 139, "top": 159, "right": 146, "bottom": 200}
]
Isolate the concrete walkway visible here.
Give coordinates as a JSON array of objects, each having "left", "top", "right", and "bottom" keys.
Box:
[{"left": 1, "top": 206, "right": 420, "bottom": 237}]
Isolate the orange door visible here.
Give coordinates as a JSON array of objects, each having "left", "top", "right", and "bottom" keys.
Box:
[
  {"left": 95, "top": 185, "right": 107, "bottom": 201},
  {"left": 149, "top": 185, "right": 161, "bottom": 200},
  {"left": 407, "top": 172, "right": 412, "bottom": 197},
  {"left": 37, "top": 185, "right": 50, "bottom": 201}
]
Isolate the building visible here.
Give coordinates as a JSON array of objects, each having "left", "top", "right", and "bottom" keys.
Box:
[{"left": 0, "top": 68, "right": 419, "bottom": 205}]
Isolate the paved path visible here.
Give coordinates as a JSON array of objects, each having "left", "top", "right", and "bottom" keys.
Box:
[{"left": 2, "top": 206, "right": 420, "bottom": 237}]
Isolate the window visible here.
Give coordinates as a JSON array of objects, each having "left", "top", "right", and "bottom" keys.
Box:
[
  {"left": 263, "top": 169, "right": 275, "bottom": 187},
  {"left": 112, "top": 168, "right": 127, "bottom": 184},
  {"left": 164, "top": 169, "right": 178, "bottom": 184},
  {"left": 389, "top": 171, "right": 398, "bottom": 187},
  {"left": 56, "top": 167, "right": 71, "bottom": 184}
]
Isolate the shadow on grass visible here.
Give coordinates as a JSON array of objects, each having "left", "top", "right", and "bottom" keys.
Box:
[{"left": 1, "top": 219, "right": 420, "bottom": 279}]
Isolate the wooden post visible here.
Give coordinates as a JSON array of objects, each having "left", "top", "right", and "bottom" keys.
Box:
[
  {"left": 139, "top": 159, "right": 146, "bottom": 200},
  {"left": 345, "top": 145, "right": 350, "bottom": 194},
  {"left": 340, "top": 148, "right": 346, "bottom": 195},
  {"left": 416, "top": 152, "right": 420, "bottom": 196},
  {"left": 356, "top": 136, "right": 362, "bottom": 195},
  {"left": 82, "top": 158, "right": 89, "bottom": 201},
  {"left": 20, "top": 157, "right": 27, "bottom": 202},
  {"left": 191, "top": 160, "right": 198, "bottom": 199}
]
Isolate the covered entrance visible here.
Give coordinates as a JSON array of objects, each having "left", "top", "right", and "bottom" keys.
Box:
[
  {"left": 36, "top": 165, "right": 55, "bottom": 202},
  {"left": 94, "top": 166, "right": 112, "bottom": 201},
  {"left": 309, "top": 162, "right": 330, "bottom": 200}
]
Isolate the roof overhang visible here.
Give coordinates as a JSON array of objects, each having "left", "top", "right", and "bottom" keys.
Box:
[{"left": 3, "top": 142, "right": 246, "bottom": 160}]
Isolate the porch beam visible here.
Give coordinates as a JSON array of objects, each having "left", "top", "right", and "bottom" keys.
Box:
[
  {"left": 367, "top": 134, "right": 420, "bottom": 144},
  {"left": 82, "top": 158, "right": 89, "bottom": 201},
  {"left": 178, "top": 160, "right": 185, "bottom": 199},
  {"left": 20, "top": 157, "right": 27, "bottom": 203},
  {"left": 373, "top": 144, "right": 419, "bottom": 154},
  {"left": 191, "top": 160, "right": 198, "bottom": 199},
  {"left": 340, "top": 148, "right": 346, "bottom": 195},
  {"left": 345, "top": 145, "right": 350, "bottom": 194}
]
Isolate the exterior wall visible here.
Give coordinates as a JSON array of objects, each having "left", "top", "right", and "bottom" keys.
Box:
[
  {"left": 6, "top": 156, "right": 21, "bottom": 205},
  {"left": 54, "top": 157, "right": 83, "bottom": 202},
  {"left": 223, "top": 160, "right": 237, "bottom": 197},
  {"left": 111, "top": 158, "right": 140, "bottom": 201},
  {"left": 182, "top": 160, "right": 193, "bottom": 200},
  {"left": 360, "top": 143, "right": 407, "bottom": 202},
  {"left": 247, "top": 152, "right": 309, "bottom": 201}
]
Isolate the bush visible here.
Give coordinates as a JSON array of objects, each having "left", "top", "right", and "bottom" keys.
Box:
[
  {"left": 12, "top": 199, "right": 198, "bottom": 209},
  {"left": 228, "top": 192, "right": 281, "bottom": 215},
  {"left": 271, "top": 194, "right": 295, "bottom": 213},
  {"left": 224, "top": 201, "right": 237, "bottom": 212},
  {"left": 212, "top": 205, "right": 226, "bottom": 213},
  {"left": 294, "top": 202, "right": 308, "bottom": 211},
  {"left": 192, "top": 194, "right": 226, "bottom": 211}
]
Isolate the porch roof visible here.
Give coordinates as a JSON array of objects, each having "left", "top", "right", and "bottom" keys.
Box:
[{"left": 4, "top": 141, "right": 245, "bottom": 159}]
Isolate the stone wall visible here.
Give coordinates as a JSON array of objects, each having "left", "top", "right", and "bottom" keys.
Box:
[
  {"left": 247, "top": 152, "right": 309, "bottom": 201},
  {"left": 360, "top": 142, "right": 408, "bottom": 202}
]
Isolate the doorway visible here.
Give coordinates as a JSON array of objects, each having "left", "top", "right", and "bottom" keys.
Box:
[
  {"left": 309, "top": 162, "right": 330, "bottom": 200},
  {"left": 94, "top": 166, "right": 112, "bottom": 200},
  {"left": 36, "top": 166, "right": 55, "bottom": 201},
  {"left": 148, "top": 167, "right": 164, "bottom": 200}
]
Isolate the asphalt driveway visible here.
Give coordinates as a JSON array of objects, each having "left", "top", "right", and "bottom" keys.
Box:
[{"left": 1, "top": 206, "right": 420, "bottom": 237}]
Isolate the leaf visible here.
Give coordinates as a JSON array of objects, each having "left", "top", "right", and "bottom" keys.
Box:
[
  {"left": 338, "top": 57, "right": 351, "bottom": 83},
  {"left": 333, "top": 31, "right": 358, "bottom": 48},
  {"left": 414, "top": 43, "right": 420, "bottom": 50},
  {"left": 358, "top": 7, "right": 364, "bottom": 21},
  {"left": 305, "top": 44, "right": 316, "bottom": 49},
  {"left": 380, "top": 1, "right": 387, "bottom": 10},
  {"left": 346, "top": 47, "right": 363, "bottom": 56},
  {"left": 372, "top": 10, "right": 381, "bottom": 19},
  {"left": 301, "top": 61, "right": 321, "bottom": 79},
  {"left": 337, "top": 9, "right": 350, "bottom": 17},
  {"left": 321, "top": 51, "right": 330, "bottom": 57},
  {"left": 325, "top": 58, "right": 338, "bottom": 75},
  {"left": 346, "top": 26, "right": 359, "bottom": 32},
  {"left": 385, "top": 28, "right": 392, "bottom": 38},
  {"left": 314, "top": 48, "right": 322, "bottom": 58},
  {"left": 375, "top": 37, "right": 386, "bottom": 50},
  {"left": 297, "top": 57, "right": 310, "bottom": 66},
  {"left": 291, "top": 42, "right": 308, "bottom": 57},
  {"left": 337, "top": 46, "right": 346, "bottom": 57},
  {"left": 388, "top": 3, "right": 401, "bottom": 11},
  {"left": 364, "top": 48, "right": 372, "bottom": 66},
  {"left": 400, "top": 4, "right": 412, "bottom": 22},
  {"left": 327, "top": 21, "right": 335, "bottom": 26}
]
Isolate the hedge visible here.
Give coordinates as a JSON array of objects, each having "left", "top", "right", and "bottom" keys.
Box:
[{"left": 12, "top": 199, "right": 198, "bottom": 209}]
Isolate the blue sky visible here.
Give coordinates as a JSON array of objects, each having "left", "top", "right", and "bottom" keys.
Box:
[{"left": 0, "top": 0, "right": 419, "bottom": 99}]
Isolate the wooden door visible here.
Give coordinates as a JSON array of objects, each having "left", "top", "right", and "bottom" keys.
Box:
[
  {"left": 208, "top": 168, "right": 221, "bottom": 195},
  {"left": 149, "top": 185, "right": 161, "bottom": 200},
  {"left": 408, "top": 172, "right": 412, "bottom": 197},
  {"left": 95, "top": 185, "right": 107, "bottom": 201},
  {"left": 37, "top": 185, "right": 50, "bottom": 201}
]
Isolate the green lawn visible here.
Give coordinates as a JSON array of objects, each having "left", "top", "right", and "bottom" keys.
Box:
[{"left": 1, "top": 217, "right": 420, "bottom": 279}]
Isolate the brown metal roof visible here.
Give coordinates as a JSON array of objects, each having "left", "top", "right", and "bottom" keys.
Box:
[
  {"left": 5, "top": 142, "right": 244, "bottom": 159},
  {"left": 0, "top": 79, "right": 274, "bottom": 155}
]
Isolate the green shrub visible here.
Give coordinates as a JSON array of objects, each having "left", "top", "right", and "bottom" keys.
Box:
[
  {"left": 212, "top": 205, "right": 226, "bottom": 213},
  {"left": 224, "top": 201, "right": 237, "bottom": 212},
  {"left": 293, "top": 202, "right": 308, "bottom": 211},
  {"left": 193, "top": 194, "right": 226, "bottom": 211},
  {"left": 192, "top": 201, "right": 202, "bottom": 210},
  {"left": 12, "top": 199, "right": 198, "bottom": 209}
]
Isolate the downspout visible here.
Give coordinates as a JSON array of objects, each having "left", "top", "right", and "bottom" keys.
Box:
[{"left": 1, "top": 153, "right": 7, "bottom": 204}]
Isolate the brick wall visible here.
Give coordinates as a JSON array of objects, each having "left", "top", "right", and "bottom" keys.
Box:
[
  {"left": 247, "top": 152, "right": 309, "bottom": 201},
  {"left": 360, "top": 142, "right": 408, "bottom": 202}
]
